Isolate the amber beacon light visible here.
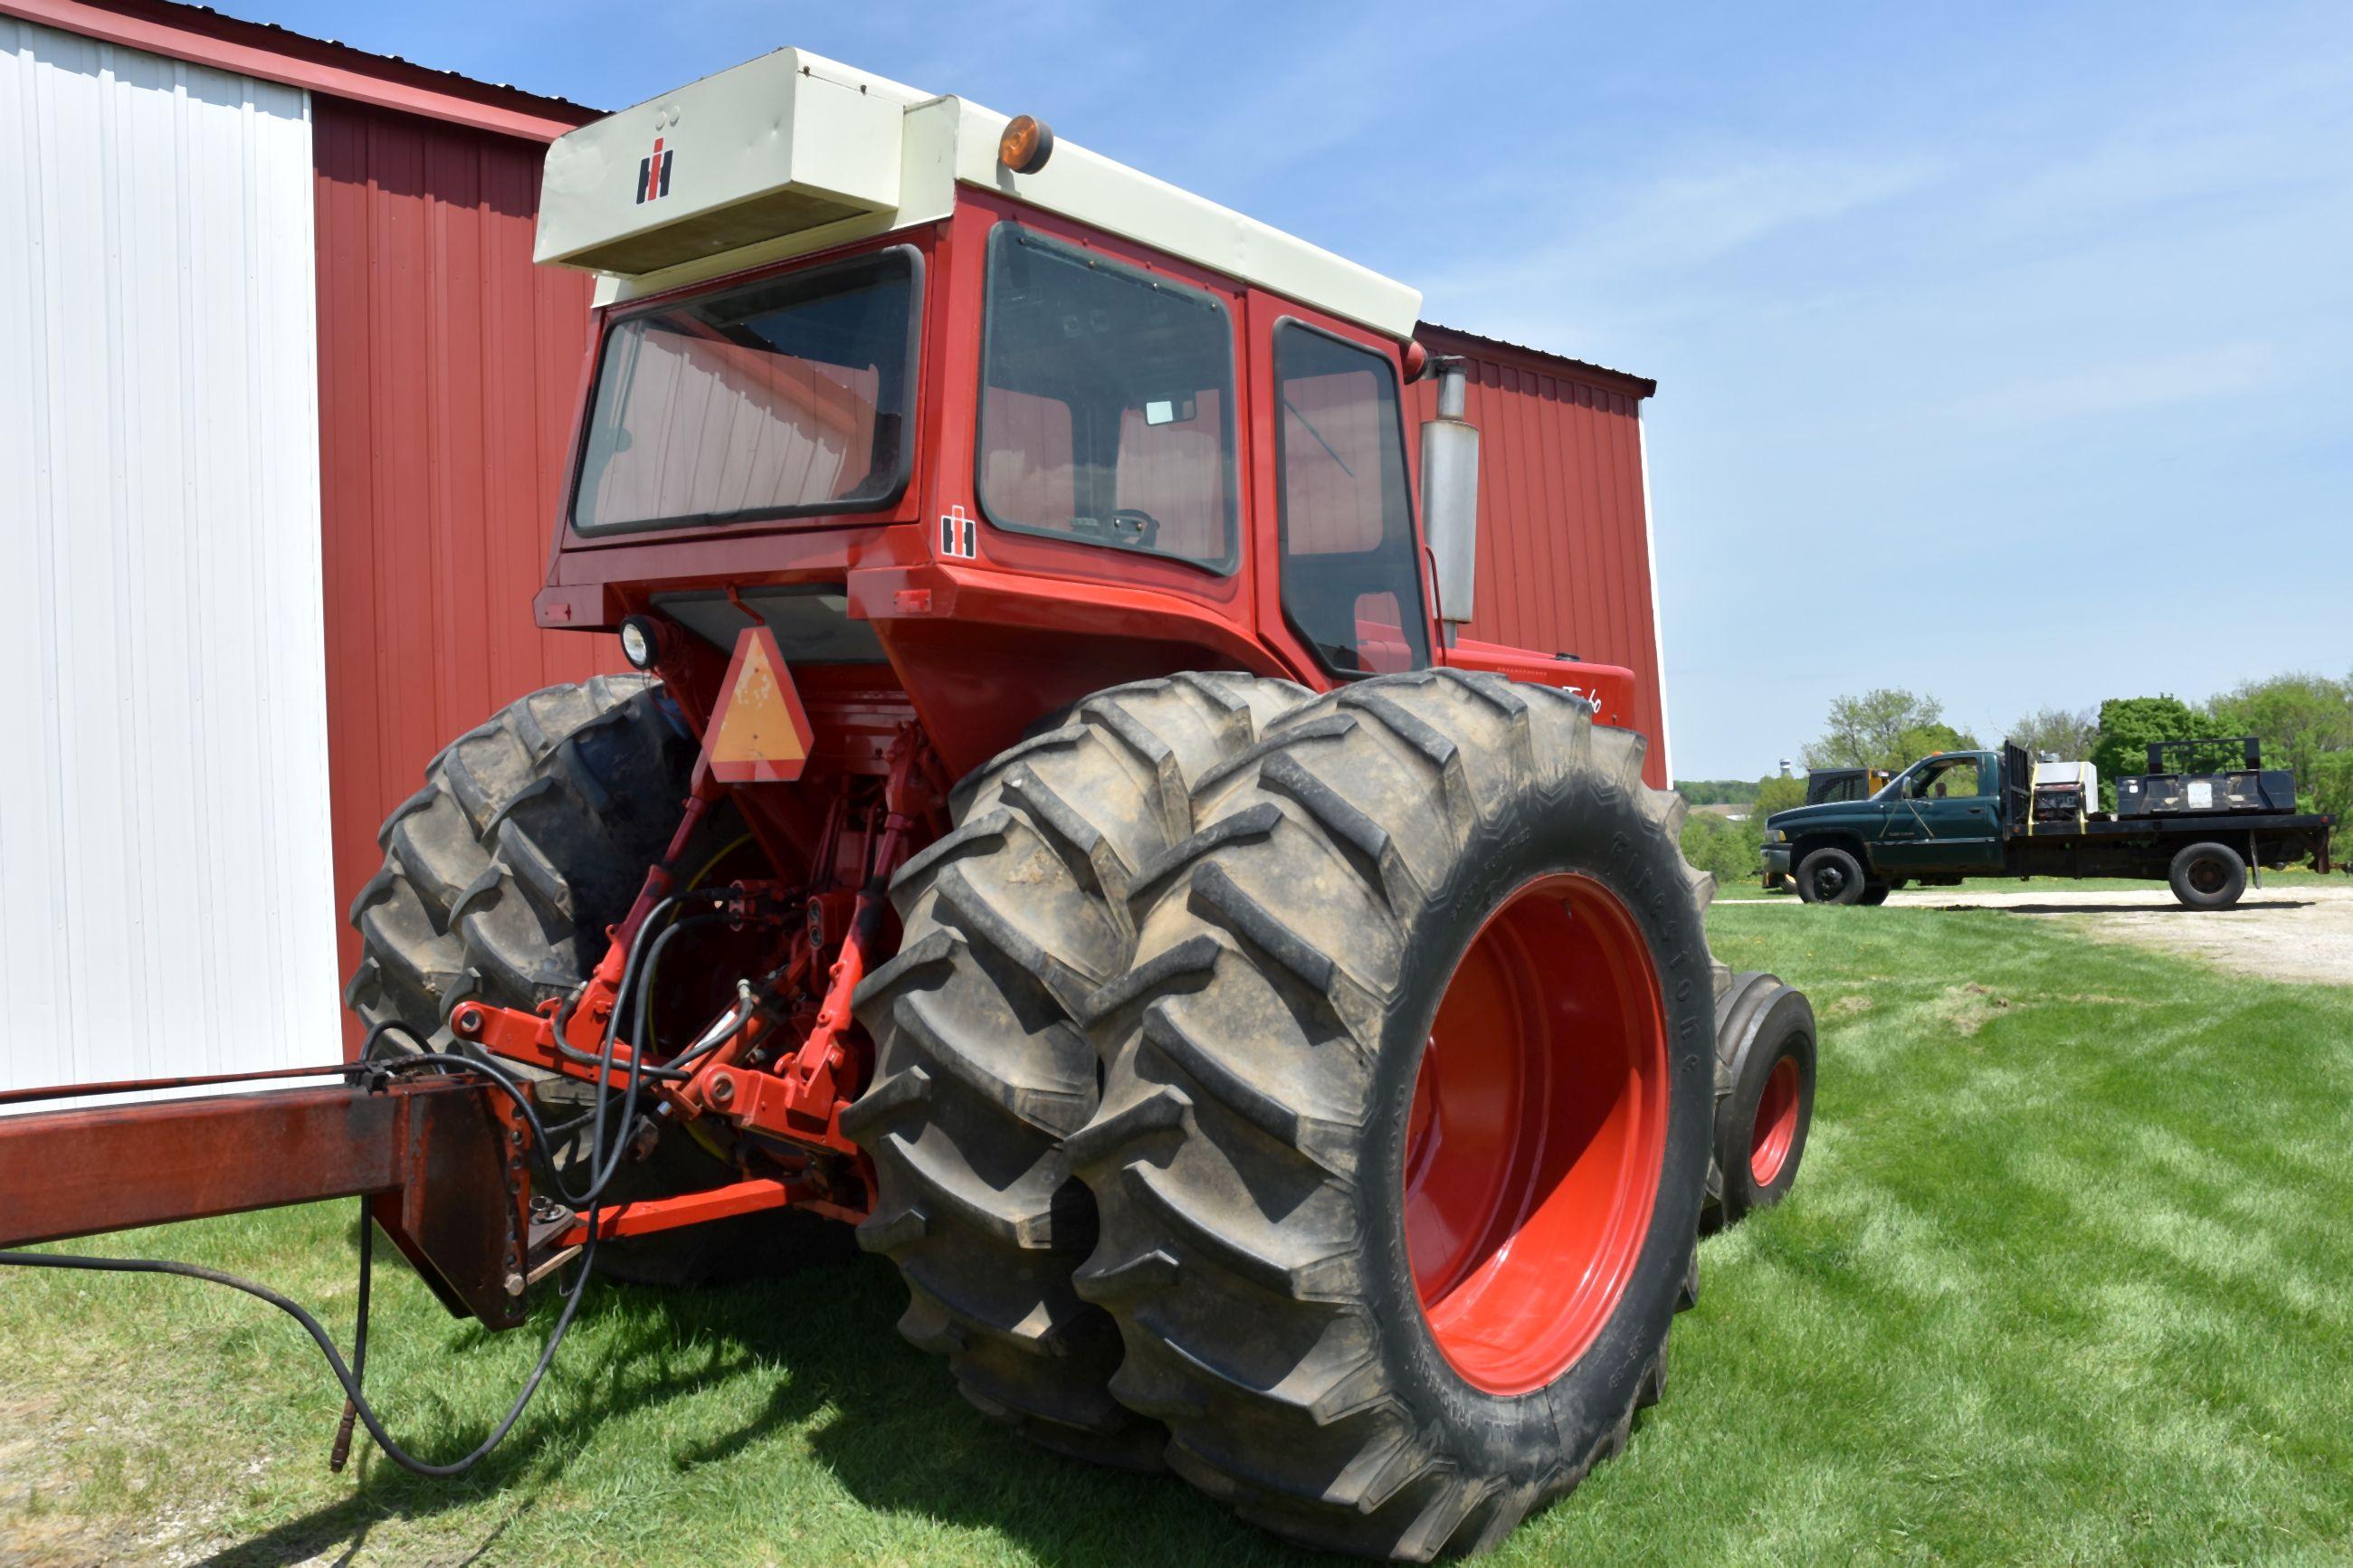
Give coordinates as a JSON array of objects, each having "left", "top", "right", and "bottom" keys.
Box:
[{"left": 997, "top": 114, "right": 1054, "bottom": 174}]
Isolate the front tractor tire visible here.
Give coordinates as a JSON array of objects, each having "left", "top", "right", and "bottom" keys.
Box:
[
  {"left": 843, "top": 672, "right": 1308, "bottom": 1469},
  {"left": 1067, "top": 670, "right": 1719, "bottom": 1558}
]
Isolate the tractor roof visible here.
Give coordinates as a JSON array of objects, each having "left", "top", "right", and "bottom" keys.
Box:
[{"left": 534, "top": 49, "right": 1422, "bottom": 339}]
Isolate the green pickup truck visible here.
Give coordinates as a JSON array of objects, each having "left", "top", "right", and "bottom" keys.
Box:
[{"left": 1760, "top": 744, "right": 2335, "bottom": 909}]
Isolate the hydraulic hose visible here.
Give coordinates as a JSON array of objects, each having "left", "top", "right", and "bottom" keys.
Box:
[
  {"left": 0, "top": 1089, "right": 605, "bottom": 1478},
  {"left": 0, "top": 889, "right": 731, "bottom": 1478}
]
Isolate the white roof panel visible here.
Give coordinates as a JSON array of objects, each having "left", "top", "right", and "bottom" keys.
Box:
[{"left": 538, "top": 50, "right": 1421, "bottom": 339}]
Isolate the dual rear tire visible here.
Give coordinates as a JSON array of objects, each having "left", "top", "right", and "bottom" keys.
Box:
[
  {"left": 348, "top": 671, "right": 1752, "bottom": 1554},
  {"left": 854, "top": 670, "right": 1721, "bottom": 1557},
  {"left": 346, "top": 675, "right": 825, "bottom": 1283}
]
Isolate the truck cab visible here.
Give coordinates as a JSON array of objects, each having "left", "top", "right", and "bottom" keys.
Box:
[{"left": 1764, "top": 748, "right": 2016, "bottom": 901}]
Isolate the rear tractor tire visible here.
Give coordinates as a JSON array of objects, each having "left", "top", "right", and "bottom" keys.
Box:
[
  {"left": 1068, "top": 670, "right": 1719, "bottom": 1558},
  {"left": 345, "top": 674, "right": 825, "bottom": 1284},
  {"left": 1705, "top": 972, "right": 1816, "bottom": 1228},
  {"left": 843, "top": 672, "right": 1310, "bottom": 1470},
  {"left": 2168, "top": 841, "right": 2246, "bottom": 910}
]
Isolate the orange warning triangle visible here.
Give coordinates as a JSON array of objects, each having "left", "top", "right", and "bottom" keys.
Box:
[{"left": 705, "top": 624, "right": 814, "bottom": 784}]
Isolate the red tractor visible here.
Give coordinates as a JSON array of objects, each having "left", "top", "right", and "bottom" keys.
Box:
[{"left": 1, "top": 49, "right": 1816, "bottom": 1558}]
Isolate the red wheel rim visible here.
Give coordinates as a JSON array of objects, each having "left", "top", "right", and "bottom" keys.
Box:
[
  {"left": 1748, "top": 1054, "right": 1801, "bottom": 1187},
  {"left": 1404, "top": 874, "right": 1671, "bottom": 1396}
]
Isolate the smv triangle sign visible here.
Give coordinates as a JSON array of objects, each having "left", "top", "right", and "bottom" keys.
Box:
[{"left": 703, "top": 623, "right": 815, "bottom": 784}]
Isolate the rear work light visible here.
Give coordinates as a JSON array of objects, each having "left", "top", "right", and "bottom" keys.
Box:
[{"left": 619, "top": 614, "right": 662, "bottom": 670}]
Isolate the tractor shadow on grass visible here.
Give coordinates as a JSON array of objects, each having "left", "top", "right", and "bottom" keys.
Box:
[{"left": 195, "top": 1250, "right": 1340, "bottom": 1567}]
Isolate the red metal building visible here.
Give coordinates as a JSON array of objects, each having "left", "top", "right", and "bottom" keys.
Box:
[
  {"left": 1, "top": 1, "right": 1670, "bottom": 1091},
  {"left": 310, "top": 96, "right": 621, "bottom": 1042},
  {"left": 1409, "top": 325, "right": 1669, "bottom": 786}
]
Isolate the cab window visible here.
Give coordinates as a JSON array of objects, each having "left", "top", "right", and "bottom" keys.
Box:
[
  {"left": 1906, "top": 757, "right": 1984, "bottom": 799},
  {"left": 977, "top": 224, "right": 1237, "bottom": 570},
  {"left": 572, "top": 248, "right": 917, "bottom": 534},
  {"left": 1273, "top": 322, "right": 1429, "bottom": 676}
]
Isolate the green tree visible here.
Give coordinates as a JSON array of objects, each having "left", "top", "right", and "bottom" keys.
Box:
[
  {"left": 1755, "top": 774, "right": 1806, "bottom": 817},
  {"left": 1894, "top": 720, "right": 1980, "bottom": 765},
  {"left": 1678, "top": 810, "right": 1765, "bottom": 883},
  {"left": 1673, "top": 779, "right": 1761, "bottom": 807},
  {"left": 2091, "top": 695, "right": 2201, "bottom": 808},
  {"left": 2006, "top": 705, "right": 2099, "bottom": 762},
  {"left": 2305, "top": 750, "right": 2353, "bottom": 827},
  {"left": 2201, "top": 671, "right": 2353, "bottom": 800},
  {"left": 1805, "top": 689, "right": 1979, "bottom": 773}
]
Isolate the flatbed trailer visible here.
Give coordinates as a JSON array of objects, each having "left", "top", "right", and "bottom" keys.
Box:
[{"left": 1762, "top": 743, "right": 2334, "bottom": 908}]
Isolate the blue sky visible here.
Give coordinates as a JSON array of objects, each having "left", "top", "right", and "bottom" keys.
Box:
[{"left": 252, "top": 1, "right": 2351, "bottom": 778}]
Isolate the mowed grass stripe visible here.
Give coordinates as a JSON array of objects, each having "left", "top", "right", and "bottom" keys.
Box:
[{"left": 4, "top": 903, "right": 2349, "bottom": 1564}]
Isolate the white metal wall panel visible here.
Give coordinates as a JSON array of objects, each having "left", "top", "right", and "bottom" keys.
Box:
[{"left": 0, "top": 18, "right": 338, "bottom": 1099}]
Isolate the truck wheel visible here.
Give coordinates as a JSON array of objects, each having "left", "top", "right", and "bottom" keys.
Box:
[
  {"left": 846, "top": 673, "right": 1309, "bottom": 1470},
  {"left": 1795, "top": 846, "right": 1866, "bottom": 905},
  {"left": 1070, "top": 671, "right": 1716, "bottom": 1557},
  {"left": 345, "top": 675, "right": 819, "bottom": 1284},
  {"left": 1704, "top": 973, "right": 1815, "bottom": 1228},
  {"left": 2168, "top": 841, "right": 2246, "bottom": 910}
]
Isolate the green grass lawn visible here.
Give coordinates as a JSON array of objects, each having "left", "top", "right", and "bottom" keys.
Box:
[{"left": 6, "top": 905, "right": 2352, "bottom": 1564}]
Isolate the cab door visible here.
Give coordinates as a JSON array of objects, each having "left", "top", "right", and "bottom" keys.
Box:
[
  {"left": 1243, "top": 293, "right": 1432, "bottom": 682},
  {"left": 1868, "top": 760, "right": 1933, "bottom": 872},
  {"left": 1906, "top": 754, "right": 2005, "bottom": 871}
]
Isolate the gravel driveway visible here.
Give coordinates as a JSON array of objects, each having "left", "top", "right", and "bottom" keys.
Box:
[
  {"left": 1885, "top": 883, "right": 2353, "bottom": 986},
  {"left": 1719, "top": 882, "right": 2353, "bottom": 986}
]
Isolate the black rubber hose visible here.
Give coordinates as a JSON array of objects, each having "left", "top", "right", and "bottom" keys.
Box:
[
  {"left": 0, "top": 889, "right": 736, "bottom": 1478},
  {"left": 0, "top": 1211, "right": 599, "bottom": 1478},
  {"left": 361, "top": 1026, "right": 607, "bottom": 1211},
  {"left": 546, "top": 887, "right": 736, "bottom": 1081},
  {"left": 583, "top": 912, "right": 726, "bottom": 1202}
]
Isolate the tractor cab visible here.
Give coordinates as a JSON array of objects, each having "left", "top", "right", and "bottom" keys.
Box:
[{"left": 524, "top": 49, "right": 1631, "bottom": 778}]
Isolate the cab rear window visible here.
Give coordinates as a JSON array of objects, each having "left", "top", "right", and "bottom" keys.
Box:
[{"left": 571, "top": 248, "right": 918, "bottom": 535}]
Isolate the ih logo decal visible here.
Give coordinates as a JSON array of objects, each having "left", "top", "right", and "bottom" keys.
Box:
[
  {"left": 939, "top": 504, "right": 978, "bottom": 559},
  {"left": 636, "top": 134, "right": 674, "bottom": 204},
  {"left": 703, "top": 625, "right": 814, "bottom": 784}
]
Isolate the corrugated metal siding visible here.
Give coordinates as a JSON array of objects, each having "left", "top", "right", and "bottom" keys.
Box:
[
  {"left": 0, "top": 18, "right": 339, "bottom": 1095},
  {"left": 310, "top": 96, "right": 613, "bottom": 1046},
  {"left": 1410, "top": 329, "right": 1670, "bottom": 786}
]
